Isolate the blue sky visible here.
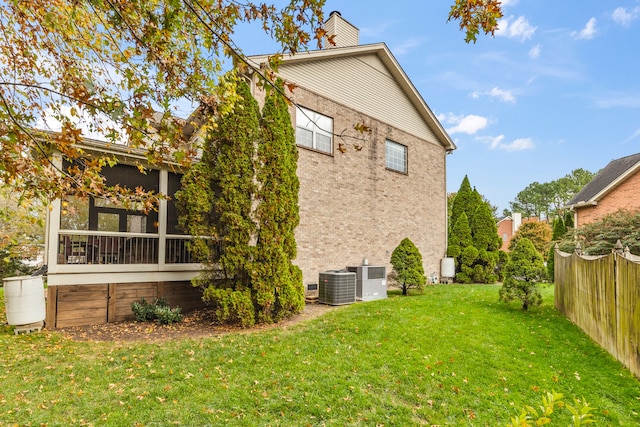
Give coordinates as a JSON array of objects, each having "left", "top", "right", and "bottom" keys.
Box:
[{"left": 231, "top": 0, "right": 640, "bottom": 213}]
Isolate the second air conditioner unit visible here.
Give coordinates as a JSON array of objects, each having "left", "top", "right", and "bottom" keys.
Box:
[{"left": 346, "top": 265, "right": 387, "bottom": 302}]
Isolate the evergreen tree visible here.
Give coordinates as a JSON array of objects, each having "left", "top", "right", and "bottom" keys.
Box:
[
  {"left": 447, "top": 211, "right": 472, "bottom": 260},
  {"left": 551, "top": 216, "right": 567, "bottom": 241},
  {"left": 468, "top": 201, "right": 500, "bottom": 283},
  {"left": 471, "top": 202, "right": 501, "bottom": 252},
  {"left": 546, "top": 245, "right": 555, "bottom": 283},
  {"left": 448, "top": 176, "right": 501, "bottom": 283},
  {"left": 252, "top": 83, "right": 304, "bottom": 323},
  {"left": 176, "top": 77, "right": 260, "bottom": 327},
  {"left": 457, "top": 245, "right": 479, "bottom": 284},
  {"left": 175, "top": 161, "right": 217, "bottom": 267},
  {"left": 557, "top": 210, "right": 640, "bottom": 255},
  {"left": 499, "top": 238, "right": 546, "bottom": 310},
  {"left": 563, "top": 210, "right": 575, "bottom": 229},
  {"left": 450, "top": 175, "right": 475, "bottom": 230},
  {"left": 548, "top": 216, "right": 567, "bottom": 283},
  {"left": 209, "top": 79, "right": 259, "bottom": 289},
  {"left": 495, "top": 250, "right": 510, "bottom": 282},
  {"left": 176, "top": 78, "right": 308, "bottom": 327},
  {"left": 390, "top": 238, "right": 427, "bottom": 295}
]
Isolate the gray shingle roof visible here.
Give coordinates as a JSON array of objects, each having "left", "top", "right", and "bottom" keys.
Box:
[{"left": 567, "top": 152, "right": 640, "bottom": 206}]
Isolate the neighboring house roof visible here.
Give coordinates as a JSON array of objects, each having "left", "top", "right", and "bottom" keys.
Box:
[
  {"left": 246, "top": 43, "right": 456, "bottom": 152},
  {"left": 566, "top": 152, "right": 640, "bottom": 208}
]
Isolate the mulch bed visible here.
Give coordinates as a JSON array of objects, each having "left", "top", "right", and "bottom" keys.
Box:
[{"left": 57, "top": 302, "right": 337, "bottom": 343}]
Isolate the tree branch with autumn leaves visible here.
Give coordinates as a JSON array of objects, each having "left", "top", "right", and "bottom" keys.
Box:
[{"left": 0, "top": 0, "right": 502, "bottom": 208}]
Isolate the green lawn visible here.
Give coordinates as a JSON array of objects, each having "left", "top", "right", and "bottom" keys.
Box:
[{"left": 1, "top": 284, "right": 639, "bottom": 426}]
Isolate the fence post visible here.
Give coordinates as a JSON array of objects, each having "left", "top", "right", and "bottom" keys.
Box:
[{"left": 613, "top": 239, "right": 624, "bottom": 255}]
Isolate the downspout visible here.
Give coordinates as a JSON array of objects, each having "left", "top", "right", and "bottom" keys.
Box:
[{"left": 444, "top": 149, "right": 453, "bottom": 257}]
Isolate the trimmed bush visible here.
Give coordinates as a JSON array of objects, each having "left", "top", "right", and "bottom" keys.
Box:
[
  {"left": 203, "top": 287, "right": 255, "bottom": 328},
  {"left": 499, "top": 238, "right": 546, "bottom": 311},
  {"left": 131, "top": 298, "right": 183, "bottom": 325},
  {"left": 390, "top": 238, "right": 427, "bottom": 295}
]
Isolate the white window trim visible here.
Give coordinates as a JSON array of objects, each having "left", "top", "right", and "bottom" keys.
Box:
[
  {"left": 296, "top": 106, "right": 333, "bottom": 154},
  {"left": 386, "top": 140, "right": 407, "bottom": 174}
]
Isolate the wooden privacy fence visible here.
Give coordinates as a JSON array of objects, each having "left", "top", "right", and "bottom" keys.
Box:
[{"left": 555, "top": 243, "right": 640, "bottom": 378}]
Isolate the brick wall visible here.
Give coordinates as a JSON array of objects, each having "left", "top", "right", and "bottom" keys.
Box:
[
  {"left": 576, "top": 169, "right": 640, "bottom": 226},
  {"left": 256, "top": 85, "right": 448, "bottom": 287},
  {"left": 496, "top": 216, "right": 541, "bottom": 251}
]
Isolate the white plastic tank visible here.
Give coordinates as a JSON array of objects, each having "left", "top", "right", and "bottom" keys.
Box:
[
  {"left": 3, "top": 276, "right": 46, "bottom": 325},
  {"left": 441, "top": 257, "right": 455, "bottom": 279}
]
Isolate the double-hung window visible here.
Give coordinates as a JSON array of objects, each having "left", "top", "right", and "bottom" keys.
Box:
[
  {"left": 296, "top": 106, "right": 333, "bottom": 154},
  {"left": 385, "top": 140, "right": 407, "bottom": 173}
]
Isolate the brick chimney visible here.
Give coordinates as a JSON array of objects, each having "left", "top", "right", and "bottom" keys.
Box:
[{"left": 324, "top": 11, "right": 359, "bottom": 48}]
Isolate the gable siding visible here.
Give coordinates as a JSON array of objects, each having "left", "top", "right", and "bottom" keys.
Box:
[
  {"left": 275, "top": 54, "right": 439, "bottom": 144},
  {"left": 576, "top": 169, "right": 640, "bottom": 226}
]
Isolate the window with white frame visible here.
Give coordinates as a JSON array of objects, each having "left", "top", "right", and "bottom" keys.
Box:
[
  {"left": 385, "top": 140, "right": 407, "bottom": 173},
  {"left": 296, "top": 106, "right": 333, "bottom": 154}
]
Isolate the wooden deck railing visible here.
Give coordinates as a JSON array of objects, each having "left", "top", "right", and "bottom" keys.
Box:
[{"left": 57, "top": 232, "right": 219, "bottom": 265}]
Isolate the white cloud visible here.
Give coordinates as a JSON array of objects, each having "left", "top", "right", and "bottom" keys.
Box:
[
  {"left": 391, "top": 38, "right": 424, "bottom": 56},
  {"left": 496, "top": 16, "right": 537, "bottom": 41},
  {"left": 489, "top": 87, "right": 516, "bottom": 103},
  {"left": 485, "top": 134, "right": 505, "bottom": 150},
  {"left": 612, "top": 7, "right": 639, "bottom": 27},
  {"left": 572, "top": 18, "right": 597, "bottom": 40},
  {"left": 592, "top": 92, "right": 640, "bottom": 108},
  {"left": 439, "top": 113, "right": 489, "bottom": 135},
  {"left": 470, "top": 87, "right": 516, "bottom": 104},
  {"left": 528, "top": 44, "right": 541, "bottom": 59},
  {"left": 624, "top": 129, "right": 640, "bottom": 143},
  {"left": 502, "top": 138, "right": 535, "bottom": 152},
  {"left": 480, "top": 135, "right": 534, "bottom": 152}
]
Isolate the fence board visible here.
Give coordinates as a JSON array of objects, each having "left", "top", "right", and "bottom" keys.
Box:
[
  {"left": 616, "top": 256, "right": 640, "bottom": 377},
  {"left": 555, "top": 249, "right": 640, "bottom": 378}
]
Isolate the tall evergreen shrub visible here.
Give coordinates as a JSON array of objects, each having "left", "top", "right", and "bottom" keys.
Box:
[
  {"left": 176, "top": 77, "right": 305, "bottom": 327},
  {"left": 252, "top": 83, "right": 304, "bottom": 322},
  {"left": 176, "top": 77, "right": 260, "bottom": 327},
  {"left": 447, "top": 176, "right": 501, "bottom": 284}
]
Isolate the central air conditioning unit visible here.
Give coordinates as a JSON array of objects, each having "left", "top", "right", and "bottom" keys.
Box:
[
  {"left": 318, "top": 270, "right": 356, "bottom": 305},
  {"left": 347, "top": 265, "right": 387, "bottom": 301}
]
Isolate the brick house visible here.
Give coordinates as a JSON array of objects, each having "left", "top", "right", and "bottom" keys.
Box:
[
  {"left": 246, "top": 11, "right": 455, "bottom": 289},
  {"left": 565, "top": 152, "right": 640, "bottom": 227},
  {"left": 42, "top": 12, "right": 455, "bottom": 327},
  {"left": 496, "top": 213, "right": 540, "bottom": 251}
]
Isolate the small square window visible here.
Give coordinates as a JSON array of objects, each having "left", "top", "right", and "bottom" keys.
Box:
[
  {"left": 296, "top": 106, "right": 333, "bottom": 154},
  {"left": 386, "top": 140, "right": 407, "bottom": 173}
]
